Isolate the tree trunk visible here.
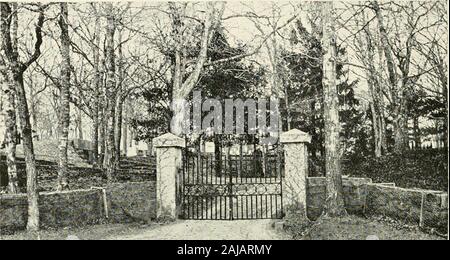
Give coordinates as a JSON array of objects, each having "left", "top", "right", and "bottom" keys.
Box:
[
  {"left": 16, "top": 72, "right": 40, "bottom": 231},
  {"left": 114, "top": 29, "right": 125, "bottom": 170},
  {"left": 114, "top": 96, "right": 124, "bottom": 168},
  {"left": 393, "top": 101, "right": 407, "bottom": 153},
  {"left": 310, "top": 100, "right": 317, "bottom": 160},
  {"left": 0, "top": 68, "right": 19, "bottom": 193},
  {"left": 356, "top": 15, "right": 385, "bottom": 157},
  {"left": 368, "top": 77, "right": 385, "bottom": 157},
  {"left": 170, "top": 95, "right": 186, "bottom": 136},
  {"left": 91, "top": 116, "right": 98, "bottom": 162},
  {"left": 76, "top": 109, "right": 83, "bottom": 140},
  {"left": 122, "top": 102, "right": 128, "bottom": 157},
  {"left": 91, "top": 11, "right": 101, "bottom": 167},
  {"left": 103, "top": 4, "right": 117, "bottom": 181},
  {"left": 169, "top": 3, "right": 221, "bottom": 136},
  {"left": 261, "top": 144, "right": 267, "bottom": 177},
  {"left": 369, "top": 100, "right": 382, "bottom": 157},
  {"left": 1, "top": 3, "right": 19, "bottom": 194},
  {"left": 31, "top": 104, "right": 38, "bottom": 141},
  {"left": 57, "top": 2, "right": 70, "bottom": 191},
  {"left": 146, "top": 141, "right": 152, "bottom": 157},
  {"left": 373, "top": 0, "right": 407, "bottom": 154},
  {"left": 214, "top": 134, "right": 222, "bottom": 176},
  {"left": 99, "top": 102, "right": 106, "bottom": 167},
  {"left": 322, "top": 1, "right": 346, "bottom": 217},
  {"left": 413, "top": 116, "right": 421, "bottom": 149},
  {"left": 376, "top": 45, "right": 388, "bottom": 154},
  {"left": 29, "top": 82, "right": 39, "bottom": 141},
  {"left": 92, "top": 107, "right": 99, "bottom": 166},
  {"left": 437, "top": 59, "right": 448, "bottom": 149},
  {"left": 283, "top": 78, "right": 292, "bottom": 131}
]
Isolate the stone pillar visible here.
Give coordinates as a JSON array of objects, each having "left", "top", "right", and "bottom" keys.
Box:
[
  {"left": 280, "top": 129, "right": 311, "bottom": 217},
  {"left": 153, "top": 133, "right": 185, "bottom": 219}
]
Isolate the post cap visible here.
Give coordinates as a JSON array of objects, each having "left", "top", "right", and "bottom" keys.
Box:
[
  {"left": 280, "top": 129, "right": 311, "bottom": 144},
  {"left": 153, "top": 133, "right": 186, "bottom": 148}
]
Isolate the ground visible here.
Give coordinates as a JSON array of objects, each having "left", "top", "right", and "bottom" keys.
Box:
[
  {"left": 1, "top": 216, "right": 444, "bottom": 240},
  {"left": 285, "top": 215, "right": 445, "bottom": 240},
  {"left": 1, "top": 220, "right": 287, "bottom": 240},
  {"left": 107, "top": 220, "right": 288, "bottom": 240}
]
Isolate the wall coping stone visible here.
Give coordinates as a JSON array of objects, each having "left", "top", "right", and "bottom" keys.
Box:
[
  {"left": 365, "top": 183, "right": 447, "bottom": 195},
  {"left": 0, "top": 181, "right": 158, "bottom": 199}
]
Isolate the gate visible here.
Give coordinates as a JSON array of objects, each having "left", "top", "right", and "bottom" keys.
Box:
[{"left": 178, "top": 143, "right": 284, "bottom": 220}]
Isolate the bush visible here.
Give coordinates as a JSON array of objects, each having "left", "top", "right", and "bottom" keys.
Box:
[
  {"left": 342, "top": 149, "right": 448, "bottom": 192},
  {"left": 283, "top": 204, "right": 313, "bottom": 240}
]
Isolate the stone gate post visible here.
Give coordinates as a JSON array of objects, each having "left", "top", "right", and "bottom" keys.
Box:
[
  {"left": 280, "top": 129, "right": 311, "bottom": 217},
  {"left": 153, "top": 133, "right": 185, "bottom": 219}
]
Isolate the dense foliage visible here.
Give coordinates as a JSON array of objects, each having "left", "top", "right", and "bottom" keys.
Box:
[
  {"left": 280, "top": 20, "right": 364, "bottom": 158},
  {"left": 342, "top": 149, "right": 448, "bottom": 192}
]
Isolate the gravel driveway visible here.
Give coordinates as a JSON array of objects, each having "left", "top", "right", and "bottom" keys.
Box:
[{"left": 107, "top": 220, "right": 288, "bottom": 240}]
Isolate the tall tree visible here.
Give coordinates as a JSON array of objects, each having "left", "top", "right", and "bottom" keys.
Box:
[
  {"left": 57, "top": 2, "right": 71, "bottom": 191},
  {"left": 0, "top": 7, "right": 18, "bottom": 193},
  {"left": 282, "top": 19, "right": 362, "bottom": 159},
  {"left": 169, "top": 2, "right": 224, "bottom": 135},
  {"left": 353, "top": 10, "right": 387, "bottom": 157},
  {"left": 103, "top": 3, "right": 117, "bottom": 181},
  {"left": 91, "top": 5, "right": 102, "bottom": 167},
  {"left": 0, "top": 2, "right": 46, "bottom": 230},
  {"left": 114, "top": 27, "right": 125, "bottom": 169},
  {"left": 372, "top": 1, "right": 404, "bottom": 154},
  {"left": 322, "top": 1, "right": 346, "bottom": 217}
]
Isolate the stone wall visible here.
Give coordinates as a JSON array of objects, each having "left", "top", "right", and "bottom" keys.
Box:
[
  {"left": 364, "top": 184, "right": 448, "bottom": 234},
  {"left": 307, "top": 177, "right": 372, "bottom": 220},
  {"left": 0, "top": 157, "right": 155, "bottom": 192},
  {"left": 0, "top": 181, "right": 156, "bottom": 234},
  {"left": 0, "top": 157, "right": 106, "bottom": 192},
  {"left": 0, "top": 189, "right": 104, "bottom": 234},
  {"left": 105, "top": 182, "right": 157, "bottom": 223}
]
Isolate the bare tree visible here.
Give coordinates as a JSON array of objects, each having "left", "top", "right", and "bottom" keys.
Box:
[
  {"left": 353, "top": 8, "right": 387, "bottom": 157},
  {"left": 0, "top": 40, "right": 18, "bottom": 193},
  {"left": 0, "top": 4, "right": 19, "bottom": 193},
  {"left": 91, "top": 4, "right": 102, "bottom": 167},
  {"left": 0, "top": 2, "right": 46, "bottom": 231},
  {"left": 371, "top": 1, "right": 439, "bottom": 153},
  {"left": 322, "top": 1, "right": 346, "bottom": 217},
  {"left": 57, "top": 2, "right": 71, "bottom": 191},
  {"left": 24, "top": 66, "right": 49, "bottom": 141},
  {"left": 103, "top": 3, "right": 117, "bottom": 181},
  {"left": 114, "top": 27, "right": 125, "bottom": 169},
  {"left": 168, "top": 2, "right": 224, "bottom": 135}
]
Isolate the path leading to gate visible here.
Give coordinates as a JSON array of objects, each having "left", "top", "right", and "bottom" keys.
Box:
[{"left": 107, "top": 220, "right": 289, "bottom": 240}]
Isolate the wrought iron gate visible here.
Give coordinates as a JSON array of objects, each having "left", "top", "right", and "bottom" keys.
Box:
[{"left": 178, "top": 147, "right": 284, "bottom": 220}]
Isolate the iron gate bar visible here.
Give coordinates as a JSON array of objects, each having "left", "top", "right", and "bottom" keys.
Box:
[{"left": 180, "top": 140, "right": 283, "bottom": 220}]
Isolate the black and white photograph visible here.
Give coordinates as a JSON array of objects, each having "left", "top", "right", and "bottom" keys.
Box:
[{"left": 0, "top": 0, "right": 448, "bottom": 242}]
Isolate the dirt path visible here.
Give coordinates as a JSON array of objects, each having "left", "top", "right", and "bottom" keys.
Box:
[{"left": 107, "top": 220, "right": 288, "bottom": 240}]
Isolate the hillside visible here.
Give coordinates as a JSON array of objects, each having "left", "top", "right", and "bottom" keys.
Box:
[{"left": 0, "top": 140, "right": 91, "bottom": 168}]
